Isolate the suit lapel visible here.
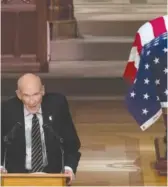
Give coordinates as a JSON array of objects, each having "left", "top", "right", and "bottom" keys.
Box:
[
  {"left": 15, "top": 99, "right": 25, "bottom": 128},
  {"left": 41, "top": 96, "right": 54, "bottom": 165},
  {"left": 41, "top": 94, "right": 55, "bottom": 126},
  {"left": 42, "top": 96, "right": 51, "bottom": 126},
  {"left": 41, "top": 94, "right": 63, "bottom": 170}
]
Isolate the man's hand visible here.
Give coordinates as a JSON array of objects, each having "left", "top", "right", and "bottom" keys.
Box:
[
  {"left": 64, "top": 167, "right": 74, "bottom": 186},
  {"left": 0, "top": 166, "right": 7, "bottom": 173}
]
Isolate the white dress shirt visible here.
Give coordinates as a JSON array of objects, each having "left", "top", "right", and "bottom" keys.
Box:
[
  {"left": 24, "top": 107, "right": 47, "bottom": 170},
  {"left": 23, "top": 107, "right": 73, "bottom": 173}
]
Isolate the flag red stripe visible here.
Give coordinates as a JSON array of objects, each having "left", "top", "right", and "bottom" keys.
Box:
[
  {"left": 123, "top": 62, "right": 137, "bottom": 83},
  {"left": 150, "top": 17, "right": 167, "bottom": 37},
  {"left": 133, "top": 33, "right": 142, "bottom": 55},
  {"left": 123, "top": 16, "right": 168, "bottom": 83}
]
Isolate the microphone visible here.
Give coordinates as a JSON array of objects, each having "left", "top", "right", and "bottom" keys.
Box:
[
  {"left": 43, "top": 124, "right": 64, "bottom": 144},
  {"left": 43, "top": 124, "right": 65, "bottom": 173},
  {"left": 4, "top": 122, "right": 22, "bottom": 145},
  {"left": 3, "top": 122, "right": 22, "bottom": 168}
]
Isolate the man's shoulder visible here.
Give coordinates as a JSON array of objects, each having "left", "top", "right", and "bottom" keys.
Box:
[
  {"left": 2, "top": 96, "right": 19, "bottom": 107},
  {"left": 1, "top": 97, "right": 21, "bottom": 114},
  {"left": 44, "top": 93, "right": 67, "bottom": 102}
]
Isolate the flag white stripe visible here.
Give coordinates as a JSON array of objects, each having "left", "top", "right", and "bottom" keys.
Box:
[
  {"left": 138, "top": 22, "right": 155, "bottom": 46},
  {"left": 163, "top": 15, "right": 168, "bottom": 33}
]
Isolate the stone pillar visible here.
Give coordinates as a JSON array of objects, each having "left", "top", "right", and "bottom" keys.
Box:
[{"left": 48, "top": 0, "right": 78, "bottom": 39}]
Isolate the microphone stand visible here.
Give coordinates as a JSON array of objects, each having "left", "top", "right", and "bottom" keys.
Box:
[
  {"left": 54, "top": 135, "right": 65, "bottom": 174},
  {"left": 3, "top": 122, "right": 22, "bottom": 169},
  {"left": 3, "top": 138, "right": 11, "bottom": 169},
  {"left": 59, "top": 141, "right": 65, "bottom": 174},
  {"left": 43, "top": 124, "right": 65, "bottom": 173}
]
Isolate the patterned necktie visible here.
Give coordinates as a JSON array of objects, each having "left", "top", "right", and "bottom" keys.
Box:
[{"left": 31, "top": 114, "right": 43, "bottom": 172}]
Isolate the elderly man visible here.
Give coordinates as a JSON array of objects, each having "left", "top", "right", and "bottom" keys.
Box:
[{"left": 1, "top": 73, "right": 81, "bottom": 185}]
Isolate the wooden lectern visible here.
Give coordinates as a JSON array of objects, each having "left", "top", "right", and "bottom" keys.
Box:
[{"left": 1, "top": 173, "right": 69, "bottom": 186}]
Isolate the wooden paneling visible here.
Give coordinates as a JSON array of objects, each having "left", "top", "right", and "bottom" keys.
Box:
[
  {"left": 18, "top": 11, "right": 37, "bottom": 55},
  {"left": 36, "top": 0, "right": 48, "bottom": 71},
  {"left": 48, "top": 0, "right": 74, "bottom": 20},
  {"left": 1, "top": 0, "right": 48, "bottom": 72},
  {"left": 48, "top": 0, "right": 77, "bottom": 39},
  {"left": 1, "top": 12, "right": 17, "bottom": 55}
]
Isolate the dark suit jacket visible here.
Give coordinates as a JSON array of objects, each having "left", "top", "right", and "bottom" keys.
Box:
[{"left": 1, "top": 93, "right": 81, "bottom": 173}]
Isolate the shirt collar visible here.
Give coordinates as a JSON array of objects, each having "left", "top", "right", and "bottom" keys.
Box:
[{"left": 24, "top": 106, "right": 42, "bottom": 116}]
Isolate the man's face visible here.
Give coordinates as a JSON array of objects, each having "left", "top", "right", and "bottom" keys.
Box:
[{"left": 17, "top": 83, "right": 44, "bottom": 114}]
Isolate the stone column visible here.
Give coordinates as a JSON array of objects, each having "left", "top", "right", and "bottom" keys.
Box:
[{"left": 48, "top": 0, "right": 78, "bottom": 39}]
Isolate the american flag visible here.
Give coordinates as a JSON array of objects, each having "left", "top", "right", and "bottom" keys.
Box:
[
  {"left": 123, "top": 15, "right": 168, "bottom": 83},
  {"left": 125, "top": 32, "right": 168, "bottom": 131}
]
